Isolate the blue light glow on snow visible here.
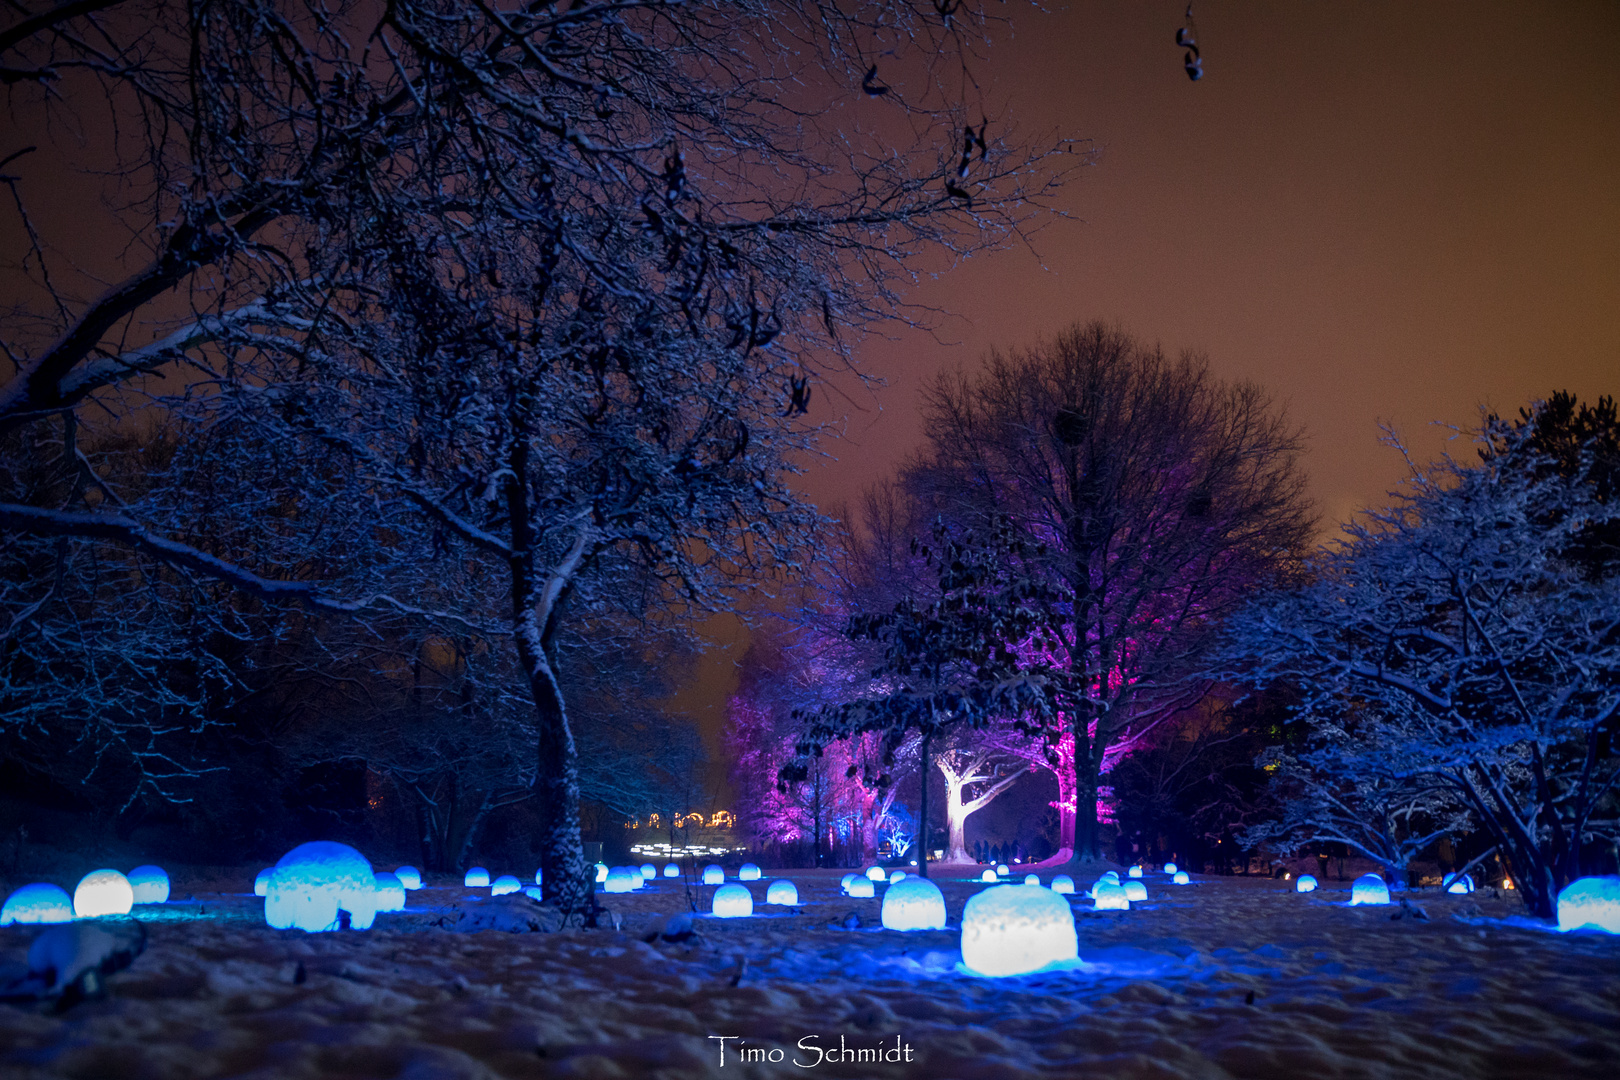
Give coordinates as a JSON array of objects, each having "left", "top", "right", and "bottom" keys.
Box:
[
  {"left": 491, "top": 874, "right": 522, "bottom": 896},
  {"left": 664, "top": 863, "right": 680, "bottom": 878},
  {"left": 865, "top": 866, "right": 886, "bottom": 882},
  {"left": 1444, "top": 873, "right": 1475, "bottom": 895},
  {"left": 1556, "top": 876, "right": 1620, "bottom": 934},
  {"left": 739, "top": 863, "right": 761, "bottom": 881},
  {"left": 640, "top": 864, "right": 657, "bottom": 880},
  {"left": 1051, "top": 875, "right": 1075, "bottom": 894},
  {"left": 1124, "top": 880, "right": 1147, "bottom": 902},
  {"left": 1093, "top": 881, "right": 1130, "bottom": 910},
  {"left": 73, "top": 869, "right": 134, "bottom": 918},
  {"left": 702, "top": 864, "right": 725, "bottom": 885},
  {"left": 1296, "top": 874, "right": 1318, "bottom": 893},
  {"left": 712, "top": 883, "right": 753, "bottom": 918},
  {"left": 980, "top": 869, "right": 997, "bottom": 883},
  {"left": 765, "top": 879, "right": 799, "bottom": 905},
  {"left": 960, "top": 883, "right": 1078, "bottom": 977},
  {"left": 1128, "top": 866, "right": 1143, "bottom": 878},
  {"left": 396, "top": 866, "right": 422, "bottom": 889},
  {"left": 128, "top": 865, "right": 169, "bottom": 904},
  {"left": 881, "top": 877, "right": 947, "bottom": 931},
  {"left": 264, "top": 841, "right": 377, "bottom": 932},
  {"left": 1163, "top": 863, "right": 1177, "bottom": 875},
  {"left": 1, "top": 883, "right": 74, "bottom": 925},
  {"left": 373, "top": 872, "right": 406, "bottom": 912},
  {"left": 254, "top": 868, "right": 273, "bottom": 897},
  {"left": 1350, "top": 873, "right": 1390, "bottom": 906},
  {"left": 464, "top": 867, "right": 490, "bottom": 887},
  {"left": 604, "top": 867, "right": 640, "bottom": 893},
  {"left": 846, "top": 877, "right": 875, "bottom": 898},
  {"left": 1172, "top": 871, "right": 1191, "bottom": 885}
]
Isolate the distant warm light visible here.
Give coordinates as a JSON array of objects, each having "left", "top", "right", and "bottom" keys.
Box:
[
  {"left": 128, "top": 865, "right": 170, "bottom": 905},
  {"left": 712, "top": 883, "right": 753, "bottom": 917},
  {"left": 961, "top": 884, "right": 1078, "bottom": 976},
  {"left": 881, "top": 877, "right": 947, "bottom": 931},
  {"left": 74, "top": 869, "right": 134, "bottom": 918}
]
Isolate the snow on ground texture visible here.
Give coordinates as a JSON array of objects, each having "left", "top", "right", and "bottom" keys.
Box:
[{"left": 1, "top": 870, "right": 1616, "bottom": 1079}]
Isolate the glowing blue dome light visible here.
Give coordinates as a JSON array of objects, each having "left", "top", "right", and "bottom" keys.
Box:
[
  {"left": 534, "top": 867, "right": 544, "bottom": 885},
  {"left": 128, "top": 865, "right": 169, "bottom": 905},
  {"left": 960, "top": 884, "right": 1078, "bottom": 976},
  {"left": 254, "top": 868, "right": 273, "bottom": 897},
  {"left": 765, "top": 879, "right": 799, "bottom": 905},
  {"left": 395, "top": 866, "right": 423, "bottom": 890},
  {"left": 640, "top": 864, "right": 657, "bottom": 880},
  {"left": 663, "top": 863, "right": 680, "bottom": 878},
  {"left": 881, "top": 877, "right": 946, "bottom": 931},
  {"left": 889, "top": 870, "right": 907, "bottom": 884},
  {"left": 1050, "top": 874, "right": 1075, "bottom": 894},
  {"left": 1556, "top": 876, "right": 1620, "bottom": 934},
  {"left": 738, "top": 863, "right": 761, "bottom": 881},
  {"left": 846, "top": 877, "right": 875, "bottom": 898},
  {"left": 1350, "top": 873, "right": 1390, "bottom": 906},
  {"left": 1, "top": 883, "right": 75, "bottom": 925},
  {"left": 701, "top": 864, "right": 725, "bottom": 885},
  {"left": 995, "top": 864, "right": 1010, "bottom": 876},
  {"left": 595, "top": 863, "right": 609, "bottom": 883},
  {"left": 604, "top": 866, "right": 640, "bottom": 893},
  {"left": 980, "top": 869, "right": 998, "bottom": 883},
  {"left": 864, "top": 866, "right": 886, "bottom": 882},
  {"left": 523, "top": 885, "right": 544, "bottom": 901},
  {"left": 840, "top": 873, "right": 858, "bottom": 893},
  {"left": 1101, "top": 871, "right": 1120, "bottom": 884},
  {"left": 1093, "top": 881, "right": 1130, "bottom": 910},
  {"left": 464, "top": 867, "right": 490, "bottom": 887},
  {"left": 1124, "top": 880, "right": 1148, "bottom": 902},
  {"left": 1443, "top": 873, "right": 1474, "bottom": 895},
  {"left": 491, "top": 875, "right": 522, "bottom": 896},
  {"left": 1172, "top": 871, "right": 1191, "bottom": 885},
  {"left": 373, "top": 872, "right": 406, "bottom": 912},
  {"left": 712, "top": 883, "right": 753, "bottom": 918},
  {"left": 1162, "top": 862, "right": 1177, "bottom": 875},
  {"left": 1296, "top": 874, "right": 1318, "bottom": 893},
  {"left": 74, "top": 869, "right": 134, "bottom": 918},
  {"left": 1023, "top": 874, "right": 1040, "bottom": 886},
  {"left": 265, "top": 841, "right": 377, "bottom": 932},
  {"left": 1128, "top": 866, "right": 1143, "bottom": 878}
]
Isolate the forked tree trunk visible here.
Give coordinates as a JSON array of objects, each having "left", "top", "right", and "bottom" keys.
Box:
[{"left": 518, "top": 635, "right": 588, "bottom": 913}]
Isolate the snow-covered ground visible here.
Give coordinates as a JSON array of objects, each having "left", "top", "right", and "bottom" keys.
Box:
[{"left": 3, "top": 866, "right": 1617, "bottom": 1078}]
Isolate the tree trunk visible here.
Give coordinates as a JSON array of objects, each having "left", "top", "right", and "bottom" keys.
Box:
[
  {"left": 1072, "top": 712, "right": 1102, "bottom": 860},
  {"left": 943, "top": 770, "right": 971, "bottom": 862},
  {"left": 520, "top": 638, "right": 587, "bottom": 913},
  {"left": 917, "top": 732, "right": 931, "bottom": 878}
]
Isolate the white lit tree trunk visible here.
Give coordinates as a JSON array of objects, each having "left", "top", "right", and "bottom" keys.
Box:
[{"left": 937, "top": 747, "right": 1029, "bottom": 864}]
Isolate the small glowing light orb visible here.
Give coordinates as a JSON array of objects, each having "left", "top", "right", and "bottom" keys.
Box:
[
  {"left": 1100, "top": 871, "right": 1120, "bottom": 884},
  {"left": 396, "top": 866, "right": 423, "bottom": 890},
  {"left": 766, "top": 879, "right": 799, "bottom": 905},
  {"left": 846, "top": 877, "right": 875, "bottom": 898},
  {"left": 1128, "top": 866, "right": 1143, "bottom": 879},
  {"left": 1172, "top": 871, "right": 1191, "bottom": 885},
  {"left": 995, "top": 863, "right": 1010, "bottom": 876},
  {"left": 1, "top": 883, "right": 74, "bottom": 925},
  {"left": 1350, "top": 873, "right": 1390, "bottom": 906},
  {"left": 534, "top": 867, "right": 544, "bottom": 886},
  {"left": 1023, "top": 874, "right": 1041, "bottom": 886},
  {"left": 595, "top": 863, "right": 610, "bottom": 883},
  {"left": 604, "top": 866, "right": 640, "bottom": 893},
  {"left": 265, "top": 841, "right": 377, "bottom": 932},
  {"left": 373, "top": 872, "right": 406, "bottom": 912},
  {"left": 889, "top": 870, "right": 907, "bottom": 884},
  {"left": 128, "top": 865, "right": 170, "bottom": 904},
  {"left": 254, "top": 868, "right": 274, "bottom": 897},
  {"left": 464, "top": 867, "right": 491, "bottom": 887},
  {"left": 1093, "top": 881, "right": 1130, "bottom": 910},
  {"left": 1443, "top": 873, "right": 1474, "bottom": 895},
  {"left": 1051, "top": 875, "right": 1075, "bottom": 895},
  {"left": 841, "top": 873, "right": 858, "bottom": 892},
  {"left": 663, "top": 863, "right": 680, "bottom": 878},
  {"left": 881, "top": 877, "right": 947, "bottom": 931},
  {"left": 1163, "top": 862, "right": 1177, "bottom": 875},
  {"left": 1503, "top": 877, "right": 1515, "bottom": 890},
  {"left": 1296, "top": 874, "right": 1318, "bottom": 893},
  {"left": 739, "top": 863, "right": 762, "bottom": 881},
  {"left": 702, "top": 864, "right": 725, "bottom": 885},
  {"left": 491, "top": 874, "right": 522, "bottom": 896},
  {"left": 980, "top": 870, "right": 998, "bottom": 883},
  {"left": 1556, "top": 876, "right": 1620, "bottom": 934},
  {"left": 960, "top": 883, "right": 1078, "bottom": 977},
  {"left": 640, "top": 864, "right": 657, "bottom": 880},
  {"left": 523, "top": 885, "right": 544, "bottom": 901},
  {"left": 865, "top": 866, "right": 886, "bottom": 882},
  {"left": 73, "top": 869, "right": 134, "bottom": 918},
  {"left": 1124, "top": 880, "right": 1148, "bottom": 902},
  {"left": 712, "top": 883, "right": 753, "bottom": 918}
]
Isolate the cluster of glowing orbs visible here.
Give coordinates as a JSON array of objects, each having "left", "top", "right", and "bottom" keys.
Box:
[
  {"left": 373, "top": 872, "right": 407, "bottom": 912},
  {"left": 1023, "top": 874, "right": 1040, "bottom": 886},
  {"left": 1172, "top": 871, "right": 1191, "bottom": 886},
  {"left": 712, "top": 883, "right": 753, "bottom": 918},
  {"left": 640, "top": 864, "right": 657, "bottom": 880},
  {"left": 1349, "top": 873, "right": 1391, "bottom": 906},
  {"left": 128, "top": 865, "right": 170, "bottom": 905},
  {"left": 396, "top": 866, "right": 423, "bottom": 890},
  {"left": 1050, "top": 875, "right": 1075, "bottom": 895},
  {"left": 864, "top": 866, "right": 886, "bottom": 882},
  {"left": 74, "top": 870, "right": 134, "bottom": 918},
  {"left": 1123, "top": 880, "right": 1148, "bottom": 902},
  {"left": 1556, "top": 876, "right": 1620, "bottom": 934},
  {"left": 846, "top": 877, "right": 876, "bottom": 898},
  {"left": 738, "top": 863, "right": 762, "bottom": 881},
  {"left": 491, "top": 874, "right": 522, "bottom": 896},
  {"left": 1295, "top": 874, "right": 1318, "bottom": 893},
  {"left": 701, "top": 864, "right": 725, "bottom": 885},
  {"left": 765, "top": 879, "right": 799, "bottom": 905},
  {"left": 960, "top": 884, "right": 1078, "bottom": 977},
  {"left": 889, "top": 870, "right": 907, "bottom": 884},
  {"left": 995, "top": 864, "right": 1010, "bottom": 876},
  {"left": 1092, "top": 881, "right": 1130, "bottom": 911},
  {"left": 881, "top": 877, "right": 947, "bottom": 931},
  {"left": 1128, "top": 866, "right": 1144, "bottom": 879},
  {"left": 980, "top": 869, "right": 998, "bottom": 883},
  {"left": 603, "top": 867, "right": 641, "bottom": 893},
  {"left": 464, "top": 867, "right": 491, "bottom": 888},
  {"left": 663, "top": 863, "right": 680, "bottom": 878},
  {"left": 254, "top": 868, "right": 274, "bottom": 897},
  {"left": 265, "top": 841, "right": 377, "bottom": 933},
  {"left": 1, "top": 884, "right": 74, "bottom": 925},
  {"left": 1443, "top": 873, "right": 1475, "bottom": 895},
  {"left": 1162, "top": 863, "right": 1178, "bottom": 875},
  {"left": 595, "top": 863, "right": 610, "bottom": 883}
]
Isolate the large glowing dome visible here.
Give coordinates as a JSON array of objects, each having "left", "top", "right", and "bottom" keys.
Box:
[
  {"left": 128, "top": 865, "right": 170, "bottom": 905},
  {"left": 74, "top": 869, "right": 134, "bottom": 918},
  {"left": 1556, "top": 876, "right": 1620, "bottom": 934},
  {"left": 1296, "top": 874, "right": 1318, "bottom": 893},
  {"left": 1350, "top": 873, "right": 1391, "bottom": 906},
  {"left": 265, "top": 841, "right": 377, "bottom": 933},
  {"left": 702, "top": 864, "right": 725, "bottom": 885},
  {"left": 464, "top": 867, "right": 490, "bottom": 887},
  {"left": 604, "top": 867, "right": 640, "bottom": 893},
  {"left": 1051, "top": 875, "right": 1075, "bottom": 895},
  {"left": 960, "top": 884, "right": 1078, "bottom": 977},
  {"left": 491, "top": 874, "right": 522, "bottom": 896},
  {"left": 712, "top": 883, "right": 753, "bottom": 918},
  {"left": 765, "top": 880, "right": 799, "bottom": 905},
  {"left": 2, "top": 883, "right": 75, "bottom": 925},
  {"left": 373, "top": 872, "right": 407, "bottom": 912},
  {"left": 881, "top": 877, "right": 947, "bottom": 931},
  {"left": 846, "top": 877, "right": 875, "bottom": 898}
]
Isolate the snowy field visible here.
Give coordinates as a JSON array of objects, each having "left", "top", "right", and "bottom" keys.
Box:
[{"left": 3, "top": 866, "right": 1617, "bottom": 1079}]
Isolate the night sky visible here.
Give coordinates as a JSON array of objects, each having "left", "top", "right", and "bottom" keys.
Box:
[{"left": 686, "top": 0, "right": 1620, "bottom": 790}]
